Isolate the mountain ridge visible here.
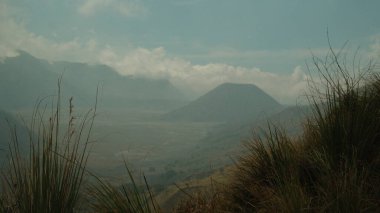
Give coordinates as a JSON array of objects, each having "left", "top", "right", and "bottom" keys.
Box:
[{"left": 0, "top": 51, "right": 186, "bottom": 110}]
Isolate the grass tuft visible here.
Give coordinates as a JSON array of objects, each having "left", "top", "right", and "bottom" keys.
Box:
[
  {"left": 1, "top": 79, "right": 97, "bottom": 212},
  {"left": 174, "top": 44, "right": 380, "bottom": 212},
  {"left": 88, "top": 161, "right": 160, "bottom": 213}
]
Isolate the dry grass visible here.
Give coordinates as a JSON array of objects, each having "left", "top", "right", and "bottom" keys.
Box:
[
  {"left": 0, "top": 79, "right": 97, "bottom": 212},
  {"left": 174, "top": 45, "right": 380, "bottom": 212},
  {"left": 172, "top": 178, "right": 226, "bottom": 213},
  {"left": 88, "top": 161, "right": 160, "bottom": 213},
  {"left": 0, "top": 79, "right": 160, "bottom": 213}
]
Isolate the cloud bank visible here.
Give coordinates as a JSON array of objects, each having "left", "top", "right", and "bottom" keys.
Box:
[
  {"left": 0, "top": 1, "right": 311, "bottom": 104},
  {"left": 98, "top": 47, "right": 309, "bottom": 103},
  {"left": 0, "top": 2, "right": 100, "bottom": 62}
]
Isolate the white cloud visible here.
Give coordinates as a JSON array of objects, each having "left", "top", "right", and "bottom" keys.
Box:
[
  {"left": 201, "top": 49, "right": 328, "bottom": 60},
  {"left": 0, "top": 2, "right": 26, "bottom": 58},
  {"left": 78, "top": 0, "right": 147, "bottom": 17},
  {"left": 0, "top": 1, "right": 101, "bottom": 62},
  {"left": 0, "top": 1, "right": 309, "bottom": 104},
  {"left": 98, "top": 47, "right": 309, "bottom": 104}
]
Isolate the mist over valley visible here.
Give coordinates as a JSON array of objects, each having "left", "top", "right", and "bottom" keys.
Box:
[{"left": 1, "top": 1, "right": 379, "bottom": 211}]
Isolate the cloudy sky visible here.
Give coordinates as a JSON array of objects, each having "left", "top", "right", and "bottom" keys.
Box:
[{"left": 1, "top": 0, "right": 379, "bottom": 103}]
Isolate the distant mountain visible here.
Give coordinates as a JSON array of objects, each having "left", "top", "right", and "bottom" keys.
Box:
[
  {"left": 163, "top": 83, "right": 282, "bottom": 122},
  {"left": 0, "top": 51, "right": 186, "bottom": 110},
  {"left": 0, "top": 51, "right": 58, "bottom": 109}
]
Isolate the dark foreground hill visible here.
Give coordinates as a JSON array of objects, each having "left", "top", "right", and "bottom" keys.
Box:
[
  {"left": 163, "top": 83, "right": 282, "bottom": 122},
  {"left": 0, "top": 51, "right": 185, "bottom": 110}
]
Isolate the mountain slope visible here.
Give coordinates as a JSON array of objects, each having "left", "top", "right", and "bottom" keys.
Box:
[
  {"left": 51, "top": 61, "right": 184, "bottom": 107},
  {"left": 163, "top": 83, "right": 282, "bottom": 122},
  {"left": 0, "top": 51, "right": 185, "bottom": 110},
  {"left": 177, "top": 105, "right": 312, "bottom": 176},
  {"left": 0, "top": 52, "right": 59, "bottom": 108}
]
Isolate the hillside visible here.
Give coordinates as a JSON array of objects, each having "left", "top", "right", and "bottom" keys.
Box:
[
  {"left": 163, "top": 83, "right": 282, "bottom": 122},
  {"left": 173, "top": 105, "right": 311, "bottom": 175},
  {"left": 0, "top": 51, "right": 186, "bottom": 110}
]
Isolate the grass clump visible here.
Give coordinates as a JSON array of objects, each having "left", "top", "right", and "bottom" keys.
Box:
[
  {"left": 300, "top": 45, "right": 380, "bottom": 211},
  {"left": 88, "top": 162, "right": 160, "bottom": 213},
  {"left": 0, "top": 80, "right": 97, "bottom": 212},
  {"left": 226, "top": 126, "right": 312, "bottom": 212},
  {"left": 172, "top": 179, "right": 225, "bottom": 213},
  {"left": 227, "top": 47, "right": 380, "bottom": 212},
  {"left": 0, "top": 78, "right": 159, "bottom": 212},
  {"left": 174, "top": 46, "right": 380, "bottom": 212}
]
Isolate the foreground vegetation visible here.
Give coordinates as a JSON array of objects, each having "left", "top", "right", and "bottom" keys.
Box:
[
  {"left": 174, "top": 48, "right": 380, "bottom": 212},
  {"left": 0, "top": 80, "right": 162, "bottom": 212},
  {"left": 1, "top": 46, "right": 379, "bottom": 212}
]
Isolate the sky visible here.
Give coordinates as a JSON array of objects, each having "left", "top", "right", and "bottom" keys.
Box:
[{"left": 1, "top": 0, "right": 380, "bottom": 104}]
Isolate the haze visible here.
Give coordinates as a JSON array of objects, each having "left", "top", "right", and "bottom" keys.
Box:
[
  {"left": 0, "top": 0, "right": 380, "bottom": 211},
  {"left": 1, "top": 0, "right": 379, "bottom": 103}
]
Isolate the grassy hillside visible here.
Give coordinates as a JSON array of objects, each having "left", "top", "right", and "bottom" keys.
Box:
[
  {"left": 1, "top": 48, "right": 379, "bottom": 212},
  {"left": 173, "top": 50, "right": 380, "bottom": 212}
]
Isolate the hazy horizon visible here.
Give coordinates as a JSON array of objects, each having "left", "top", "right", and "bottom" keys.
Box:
[
  {"left": 1, "top": 0, "right": 379, "bottom": 104},
  {"left": 1, "top": 2, "right": 380, "bottom": 211}
]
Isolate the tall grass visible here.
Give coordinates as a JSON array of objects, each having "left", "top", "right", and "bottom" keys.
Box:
[
  {"left": 0, "top": 78, "right": 159, "bottom": 213},
  {"left": 305, "top": 45, "right": 380, "bottom": 169},
  {"left": 172, "top": 179, "right": 225, "bottom": 213},
  {"left": 88, "top": 161, "right": 160, "bottom": 213},
  {"left": 1, "top": 79, "right": 97, "bottom": 212},
  {"left": 226, "top": 126, "right": 311, "bottom": 212},
  {"left": 174, "top": 45, "right": 380, "bottom": 212},
  {"left": 302, "top": 44, "right": 380, "bottom": 211}
]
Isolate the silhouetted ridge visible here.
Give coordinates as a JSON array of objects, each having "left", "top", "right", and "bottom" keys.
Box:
[
  {"left": 0, "top": 51, "right": 185, "bottom": 110},
  {"left": 163, "top": 83, "right": 282, "bottom": 122}
]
